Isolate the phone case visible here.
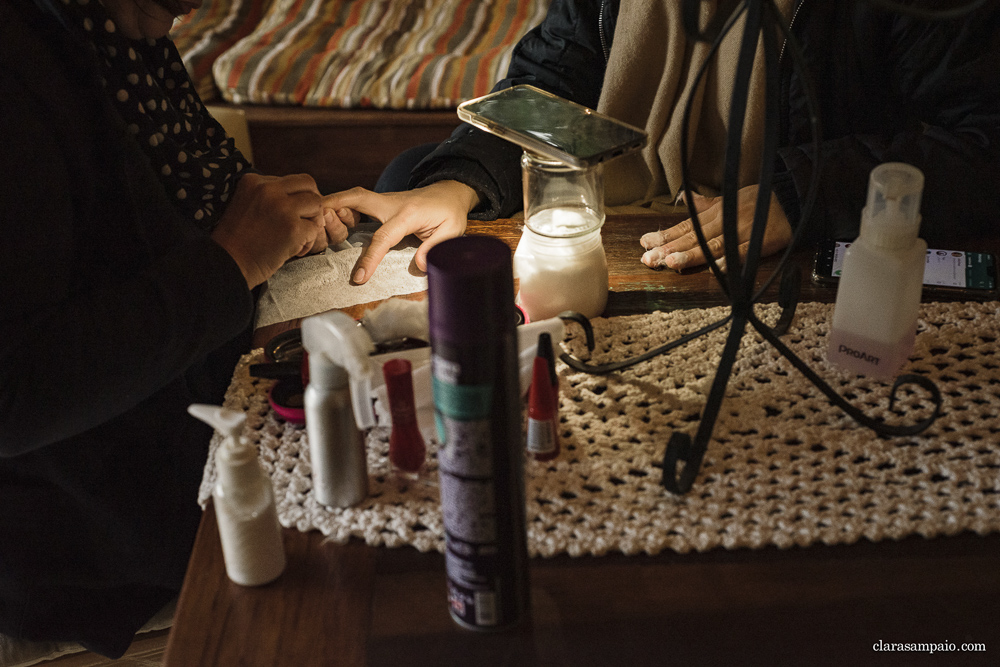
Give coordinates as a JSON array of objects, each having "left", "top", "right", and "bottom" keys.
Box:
[
  {"left": 457, "top": 85, "right": 646, "bottom": 169},
  {"left": 811, "top": 240, "right": 838, "bottom": 285},
  {"left": 812, "top": 240, "right": 999, "bottom": 298}
]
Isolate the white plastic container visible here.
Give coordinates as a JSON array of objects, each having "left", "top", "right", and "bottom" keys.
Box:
[
  {"left": 188, "top": 404, "right": 286, "bottom": 587},
  {"left": 513, "top": 152, "right": 608, "bottom": 321},
  {"left": 827, "top": 163, "right": 927, "bottom": 380}
]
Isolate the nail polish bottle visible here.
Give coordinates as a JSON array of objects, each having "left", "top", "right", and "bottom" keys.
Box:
[
  {"left": 536, "top": 332, "right": 559, "bottom": 413},
  {"left": 382, "top": 358, "right": 427, "bottom": 476},
  {"left": 526, "top": 333, "right": 559, "bottom": 461}
]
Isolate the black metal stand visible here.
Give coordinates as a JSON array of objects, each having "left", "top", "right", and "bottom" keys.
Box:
[{"left": 557, "top": 0, "right": 971, "bottom": 494}]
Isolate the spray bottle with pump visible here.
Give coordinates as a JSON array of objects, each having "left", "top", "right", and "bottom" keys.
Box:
[
  {"left": 301, "top": 310, "right": 375, "bottom": 508},
  {"left": 188, "top": 404, "right": 286, "bottom": 586},
  {"left": 827, "top": 162, "right": 927, "bottom": 380}
]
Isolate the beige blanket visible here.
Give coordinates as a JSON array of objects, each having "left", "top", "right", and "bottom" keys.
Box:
[{"left": 598, "top": 0, "right": 794, "bottom": 209}]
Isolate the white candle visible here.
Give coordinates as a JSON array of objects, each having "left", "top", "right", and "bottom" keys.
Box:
[{"left": 514, "top": 207, "right": 608, "bottom": 321}]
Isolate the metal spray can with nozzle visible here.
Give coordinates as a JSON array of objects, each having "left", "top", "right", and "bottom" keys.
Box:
[{"left": 427, "top": 235, "right": 530, "bottom": 630}]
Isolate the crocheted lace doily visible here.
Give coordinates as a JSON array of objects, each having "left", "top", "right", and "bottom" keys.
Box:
[{"left": 198, "top": 301, "right": 1000, "bottom": 557}]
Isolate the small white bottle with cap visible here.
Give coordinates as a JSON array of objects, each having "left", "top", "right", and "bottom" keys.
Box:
[
  {"left": 827, "top": 162, "right": 927, "bottom": 380},
  {"left": 188, "top": 404, "right": 286, "bottom": 586}
]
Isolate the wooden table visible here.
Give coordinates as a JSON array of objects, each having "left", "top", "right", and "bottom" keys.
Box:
[{"left": 164, "top": 215, "right": 1000, "bottom": 667}]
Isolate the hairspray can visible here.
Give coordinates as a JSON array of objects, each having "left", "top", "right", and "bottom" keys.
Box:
[{"left": 427, "top": 235, "right": 529, "bottom": 630}]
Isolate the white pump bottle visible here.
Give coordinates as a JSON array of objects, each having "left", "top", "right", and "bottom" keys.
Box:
[
  {"left": 188, "top": 404, "right": 286, "bottom": 586},
  {"left": 827, "top": 162, "right": 927, "bottom": 380}
]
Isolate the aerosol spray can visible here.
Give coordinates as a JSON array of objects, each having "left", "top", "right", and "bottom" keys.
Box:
[{"left": 427, "top": 235, "right": 530, "bottom": 630}]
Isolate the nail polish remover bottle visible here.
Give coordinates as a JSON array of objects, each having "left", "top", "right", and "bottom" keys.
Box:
[
  {"left": 827, "top": 162, "right": 927, "bottom": 380},
  {"left": 188, "top": 404, "right": 286, "bottom": 586}
]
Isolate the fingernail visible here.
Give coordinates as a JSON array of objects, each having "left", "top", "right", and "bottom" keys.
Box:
[
  {"left": 642, "top": 248, "right": 668, "bottom": 270},
  {"left": 666, "top": 251, "right": 688, "bottom": 270},
  {"left": 353, "top": 267, "right": 366, "bottom": 284},
  {"left": 324, "top": 209, "right": 334, "bottom": 225},
  {"left": 641, "top": 232, "right": 667, "bottom": 250},
  {"left": 337, "top": 208, "right": 351, "bottom": 220}
]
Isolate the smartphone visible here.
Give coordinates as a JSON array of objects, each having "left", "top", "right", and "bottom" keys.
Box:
[
  {"left": 456, "top": 85, "right": 647, "bottom": 169},
  {"left": 813, "top": 239, "right": 998, "bottom": 296}
]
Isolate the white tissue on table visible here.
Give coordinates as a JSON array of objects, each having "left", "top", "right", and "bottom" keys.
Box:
[
  {"left": 360, "top": 298, "right": 429, "bottom": 343},
  {"left": 254, "top": 225, "right": 426, "bottom": 330}
]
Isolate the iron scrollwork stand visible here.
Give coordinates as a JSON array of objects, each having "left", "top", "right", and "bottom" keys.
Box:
[{"left": 555, "top": 0, "right": 984, "bottom": 494}]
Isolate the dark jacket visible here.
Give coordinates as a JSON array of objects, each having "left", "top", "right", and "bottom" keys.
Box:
[
  {"left": 411, "top": 0, "right": 1000, "bottom": 246},
  {"left": 0, "top": 0, "right": 253, "bottom": 656}
]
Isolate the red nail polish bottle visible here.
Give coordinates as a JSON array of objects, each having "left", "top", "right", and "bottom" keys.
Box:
[
  {"left": 526, "top": 349, "right": 559, "bottom": 461},
  {"left": 536, "top": 332, "right": 559, "bottom": 416},
  {"left": 382, "top": 358, "right": 427, "bottom": 475}
]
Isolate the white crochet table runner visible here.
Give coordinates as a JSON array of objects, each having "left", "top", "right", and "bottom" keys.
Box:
[{"left": 198, "top": 301, "right": 1000, "bottom": 557}]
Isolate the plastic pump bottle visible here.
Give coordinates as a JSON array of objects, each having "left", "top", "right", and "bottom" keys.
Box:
[
  {"left": 827, "top": 162, "right": 927, "bottom": 380},
  {"left": 188, "top": 404, "right": 286, "bottom": 586}
]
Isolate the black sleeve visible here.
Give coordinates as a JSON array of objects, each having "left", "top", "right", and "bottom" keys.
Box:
[
  {"left": 410, "top": 0, "right": 615, "bottom": 219},
  {"left": 776, "top": 3, "right": 1000, "bottom": 247},
  {"left": 0, "top": 69, "right": 253, "bottom": 456}
]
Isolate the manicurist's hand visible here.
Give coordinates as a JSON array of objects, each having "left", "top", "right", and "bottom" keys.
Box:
[
  {"left": 639, "top": 184, "right": 792, "bottom": 271},
  {"left": 211, "top": 173, "right": 331, "bottom": 288},
  {"left": 297, "top": 206, "right": 353, "bottom": 256},
  {"left": 323, "top": 180, "right": 479, "bottom": 284}
]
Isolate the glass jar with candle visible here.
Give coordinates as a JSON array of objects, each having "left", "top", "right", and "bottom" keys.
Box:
[{"left": 513, "top": 152, "right": 608, "bottom": 321}]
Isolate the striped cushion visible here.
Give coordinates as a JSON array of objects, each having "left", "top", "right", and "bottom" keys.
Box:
[{"left": 172, "top": 0, "right": 550, "bottom": 109}]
